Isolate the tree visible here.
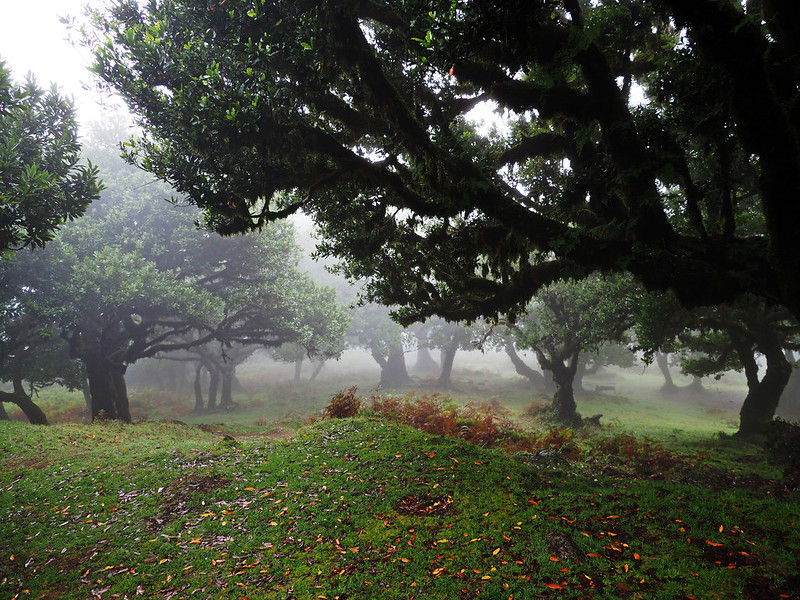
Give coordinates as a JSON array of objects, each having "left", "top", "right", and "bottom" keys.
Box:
[
  {"left": 89, "top": 1, "right": 800, "bottom": 326},
  {"left": 414, "top": 318, "right": 476, "bottom": 388},
  {"left": 679, "top": 303, "right": 797, "bottom": 437},
  {"left": 635, "top": 291, "right": 800, "bottom": 437},
  {"left": 509, "top": 274, "right": 636, "bottom": 425},
  {"left": 2, "top": 132, "right": 347, "bottom": 422},
  {"left": 0, "top": 313, "right": 83, "bottom": 424},
  {"left": 349, "top": 304, "right": 412, "bottom": 389},
  {"left": 407, "top": 321, "right": 440, "bottom": 376},
  {"left": 0, "top": 60, "right": 101, "bottom": 254},
  {"left": 258, "top": 279, "right": 350, "bottom": 386}
]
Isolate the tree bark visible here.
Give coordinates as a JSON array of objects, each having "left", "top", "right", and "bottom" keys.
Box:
[
  {"left": 294, "top": 357, "right": 303, "bottom": 383},
  {"left": 732, "top": 331, "right": 792, "bottom": 437},
  {"left": 573, "top": 355, "right": 596, "bottom": 394},
  {"left": 10, "top": 379, "right": 48, "bottom": 425},
  {"left": 542, "top": 350, "right": 582, "bottom": 426},
  {"left": 207, "top": 368, "right": 220, "bottom": 411},
  {"left": 110, "top": 367, "right": 131, "bottom": 423},
  {"left": 0, "top": 400, "right": 8, "bottom": 421},
  {"left": 505, "top": 342, "right": 549, "bottom": 388},
  {"left": 85, "top": 353, "right": 118, "bottom": 420},
  {"left": 193, "top": 363, "right": 204, "bottom": 412},
  {"left": 379, "top": 347, "right": 411, "bottom": 388},
  {"left": 81, "top": 379, "right": 92, "bottom": 416},
  {"left": 655, "top": 352, "right": 678, "bottom": 392},
  {"left": 414, "top": 345, "right": 439, "bottom": 375},
  {"left": 687, "top": 376, "right": 705, "bottom": 392},
  {"left": 220, "top": 366, "right": 234, "bottom": 408},
  {"left": 309, "top": 359, "right": 325, "bottom": 382},
  {"left": 436, "top": 344, "right": 458, "bottom": 388}
]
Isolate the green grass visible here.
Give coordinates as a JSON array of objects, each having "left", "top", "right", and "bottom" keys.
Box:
[{"left": 1, "top": 416, "right": 798, "bottom": 599}]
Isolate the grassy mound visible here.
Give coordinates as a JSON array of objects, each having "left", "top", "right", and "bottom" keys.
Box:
[{"left": 1, "top": 418, "right": 798, "bottom": 599}]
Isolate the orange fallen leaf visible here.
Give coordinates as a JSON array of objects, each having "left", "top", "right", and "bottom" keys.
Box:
[
  {"left": 544, "top": 583, "right": 561, "bottom": 589},
  {"left": 549, "top": 556, "right": 559, "bottom": 562},
  {"left": 633, "top": 553, "right": 640, "bottom": 560},
  {"left": 706, "top": 541, "right": 724, "bottom": 547}
]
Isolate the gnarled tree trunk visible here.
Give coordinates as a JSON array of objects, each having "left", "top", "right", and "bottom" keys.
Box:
[
  {"left": 84, "top": 355, "right": 131, "bottom": 423},
  {"left": 207, "top": 368, "right": 220, "bottom": 411},
  {"left": 81, "top": 379, "right": 92, "bottom": 416},
  {"left": 573, "top": 355, "right": 599, "bottom": 394},
  {"left": 414, "top": 345, "right": 439, "bottom": 375},
  {"left": 85, "top": 360, "right": 114, "bottom": 419},
  {"left": 732, "top": 331, "right": 792, "bottom": 437},
  {"left": 374, "top": 347, "right": 411, "bottom": 389},
  {"left": 111, "top": 368, "right": 131, "bottom": 422},
  {"left": 655, "top": 352, "right": 677, "bottom": 393},
  {"left": 2, "top": 379, "right": 48, "bottom": 425},
  {"left": 309, "top": 359, "right": 325, "bottom": 382},
  {"left": 538, "top": 347, "right": 582, "bottom": 426},
  {"left": 505, "top": 342, "right": 550, "bottom": 389},
  {"left": 436, "top": 344, "right": 458, "bottom": 388},
  {"left": 220, "top": 366, "right": 235, "bottom": 409},
  {"left": 294, "top": 357, "right": 303, "bottom": 383},
  {"left": 0, "top": 401, "right": 8, "bottom": 421}
]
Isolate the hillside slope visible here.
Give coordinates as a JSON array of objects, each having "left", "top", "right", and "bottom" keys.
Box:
[{"left": 1, "top": 419, "right": 798, "bottom": 599}]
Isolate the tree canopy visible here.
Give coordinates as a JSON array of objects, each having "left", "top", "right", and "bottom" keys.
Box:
[
  {"left": 1, "top": 130, "right": 348, "bottom": 422},
  {"left": 0, "top": 60, "right": 101, "bottom": 254},
  {"left": 88, "top": 0, "right": 800, "bottom": 324},
  {"left": 508, "top": 273, "right": 636, "bottom": 424}
]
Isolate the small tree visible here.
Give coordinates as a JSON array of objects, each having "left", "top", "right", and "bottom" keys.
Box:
[
  {"left": 417, "top": 318, "right": 476, "bottom": 388},
  {"left": 510, "top": 274, "right": 636, "bottom": 425},
  {"left": 349, "top": 304, "right": 412, "bottom": 389},
  {"left": 635, "top": 291, "right": 799, "bottom": 437}
]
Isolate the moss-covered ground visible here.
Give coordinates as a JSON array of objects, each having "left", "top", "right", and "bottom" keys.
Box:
[{"left": 1, "top": 412, "right": 798, "bottom": 600}]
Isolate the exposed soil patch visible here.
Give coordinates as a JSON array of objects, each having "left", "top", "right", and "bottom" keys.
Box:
[
  {"left": 149, "top": 473, "right": 230, "bottom": 531},
  {"left": 672, "top": 465, "right": 782, "bottom": 494},
  {"left": 394, "top": 493, "right": 455, "bottom": 516}
]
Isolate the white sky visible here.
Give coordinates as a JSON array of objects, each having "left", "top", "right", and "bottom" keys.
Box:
[{"left": 0, "top": 0, "right": 123, "bottom": 130}]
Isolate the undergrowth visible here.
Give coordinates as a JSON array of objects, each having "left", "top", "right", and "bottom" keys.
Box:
[
  {"left": 326, "top": 389, "right": 695, "bottom": 478},
  {"left": 1, "top": 417, "right": 798, "bottom": 600}
]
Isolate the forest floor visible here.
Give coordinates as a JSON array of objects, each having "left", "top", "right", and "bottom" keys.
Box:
[{"left": 1, "top": 395, "right": 799, "bottom": 600}]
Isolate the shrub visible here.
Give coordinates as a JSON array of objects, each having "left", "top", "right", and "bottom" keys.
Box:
[
  {"left": 370, "top": 392, "right": 521, "bottom": 447},
  {"left": 592, "top": 433, "right": 679, "bottom": 476},
  {"left": 323, "top": 386, "right": 361, "bottom": 419}
]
